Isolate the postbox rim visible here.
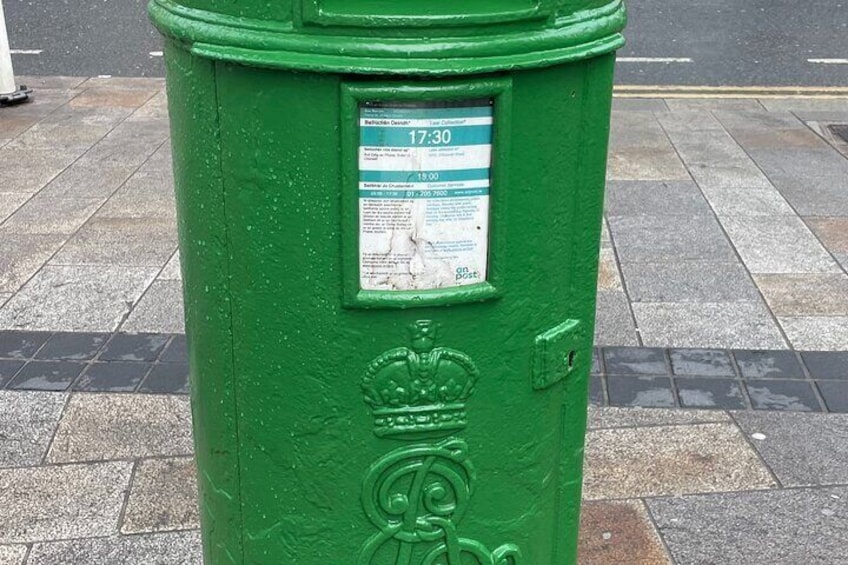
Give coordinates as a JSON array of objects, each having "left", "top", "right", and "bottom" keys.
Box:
[{"left": 149, "top": 0, "right": 626, "bottom": 75}]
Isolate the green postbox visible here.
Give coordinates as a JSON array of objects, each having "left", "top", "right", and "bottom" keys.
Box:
[{"left": 150, "top": 0, "right": 625, "bottom": 562}]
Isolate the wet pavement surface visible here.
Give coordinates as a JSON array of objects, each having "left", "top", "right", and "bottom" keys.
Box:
[{"left": 0, "top": 76, "right": 846, "bottom": 564}]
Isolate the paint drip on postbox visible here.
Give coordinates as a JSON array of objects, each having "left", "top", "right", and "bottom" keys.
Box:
[{"left": 358, "top": 99, "right": 493, "bottom": 291}]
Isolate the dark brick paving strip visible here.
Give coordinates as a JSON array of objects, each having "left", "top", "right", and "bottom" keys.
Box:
[
  {"left": 0, "top": 331, "right": 845, "bottom": 413},
  {"left": 0, "top": 331, "right": 188, "bottom": 395},
  {"left": 594, "top": 346, "right": 846, "bottom": 413}
]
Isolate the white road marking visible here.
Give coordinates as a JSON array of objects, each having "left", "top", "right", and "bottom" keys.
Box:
[
  {"left": 149, "top": 51, "right": 164, "bottom": 57},
  {"left": 9, "top": 49, "right": 42, "bottom": 55},
  {"left": 618, "top": 57, "right": 694, "bottom": 63},
  {"left": 808, "top": 58, "right": 848, "bottom": 64},
  {"left": 614, "top": 84, "right": 848, "bottom": 99}
]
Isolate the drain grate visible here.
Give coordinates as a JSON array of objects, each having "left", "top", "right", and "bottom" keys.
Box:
[{"left": 827, "top": 124, "right": 848, "bottom": 143}]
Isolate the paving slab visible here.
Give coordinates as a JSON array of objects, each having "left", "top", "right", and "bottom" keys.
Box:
[
  {"left": 0, "top": 461, "right": 133, "bottom": 544},
  {"left": 578, "top": 500, "right": 672, "bottom": 565},
  {"left": 602, "top": 346, "right": 668, "bottom": 375},
  {"left": 607, "top": 375, "right": 675, "bottom": 408},
  {"left": 676, "top": 377, "right": 747, "bottom": 409},
  {"left": 5, "top": 106, "right": 129, "bottom": 152},
  {"left": 0, "top": 234, "right": 67, "bottom": 293},
  {"left": 600, "top": 219, "right": 611, "bottom": 245},
  {"left": 800, "top": 351, "right": 848, "bottom": 380},
  {"left": 68, "top": 88, "right": 157, "bottom": 110},
  {"left": 0, "top": 545, "right": 27, "bottom": 565},
  {"left": 73, "top": 361, "right": 151, "bottom": 393},
  {"left": 806, "top": 217, "right": 848, "bottom": 268},
  {"left": 744, "top": 147, "right": 848, "bottom": 217},
  {"left": 657, "top": 111, "right": 773, "bottom": 190},
  {"left": 605, "top": 180, "right": 711, "bottom": 217},
  {"left": 38, "top": 161, "right": 137, "bottom": 200},
  {"left": 656, "top": 108, "right": 726, "bottom": 133},
  {"left": 78, "top": 77, "right": 167, "bottom": 90},
  {"left": 128, "top": 91, "right": 169, "bottom": 121},
  {"left": 754, "top": 273, "right": 848, "bottom": 316},
  {"left": 806, "top": 214, "right": 848, "bottom": 249},
  {"left": 159, "top": 335, "right": 188, "bottom": 364},
  {"left": 0, "top": 116, "right": 38, "bottom": 143},
  {"left": 779, "top": 316, "right": 848, "bottom": 351},
  {"left": 700, "top": 186, "right": 797, "bottom": 217},
  {"left": 647, "top": 486, "right": 848, "bottom": 565},
  {"left": 607, "top": 111, "right": 689, "bottom": 181},
  {"left": 745, "top": 379, "right": 823, "bottom": 412},
  {"left": 79, "top": 120, "right": 169, "bottom": 168},
  {"left": 137, "top": 364, "right": 190, "bottom": 395},
  {"left": 140, "top": 142, "right": 173, "bottom": 172},
  {"left": 721, "top": 215, "right": 841, "bottom": 274},
  {"left": 49, "top": 216, "right": 177, "bottom": 267},
  {"left": 0, "top": 391, "right": 67, "bottom": 467},
  {"left": 596, "top": 248, "right": 622, "bottom": 292},
  {"left": 817, "top": 381, "right": 848, "bottom": 413},
  {"left": 122, "top": 456, "right": 199, "bottom": 534},
  {"left": 47, "top": 393, "right": 192, "bottom": 463},
  {"left": 35, "top": 332, "right": 109, "bottom": 361},
  {"left": 669, "top": 348, "right": 735, "bottom": 377},
  {"left": 0, "top": 265, "right": 159, "bottom": 332},
  {"left": 758, "top": 98, "right": 848, "bottom": 114},
  {"left": 8, "top": 360, "right": 87, "bottom": 392},
  {"left": 97, "top": 171, "right": 175, "bottom": 220},
  {"left": 594, "top": 290, "right": 638, "bottom": 346},
  {"left": 0, "top": 331, "right": 51, "bottom": 358},
  {"left": 734, "top": 350, "right": 805, "bottom": 379},
  {"left": 632, "top": 301, "right": 787, "bottom": 349},
  {"left": 120, "top": 280, "right": 185, "bottom": 334},
  {"left": 611, "top": 98, "right": 668, "bottom": 112},
  {"left": 27, "top": 531, "right": 202, "bottom": 565},
  {"left": 714, "top": 109, "right": 829, "bottom": 150},
  {"left": 0, "top": 194, "right": 102, "bottom": 235},
  {"left": 99, "top": 333, "right": 170, "bottom": 362},
  {"left": 665, "top": 99, "right": 766, "bottom": 112},
  {"left": 2, "top": 89, "right": 81, "bottom": 121},
  {"left": 16, "top": 76, "right": 88, "bottom": 89},
  {"left": 0, "top": 147, "right": 81, "bottom": 194},
  {"left": 620, "top": 260, "right": 761, "bottom": 303},
  {"left": 608, "top": 214, "right": 736, "bottom": 263},
  {"left": 0, "top": 193, "right": 30, "bottom": 224},
  {"left": 158, "top": 250, "right": 182, "bottom": 281},
  {"left": 582, "top": 422, "right": 776, "bottom": 499},
  {"left": 587, "top": 406, "right": 730, "bottom": 429},
  {"left": 733, "top": 411, "right": 848, "bottom": 486},
  {"left": 740, "top": 379, "right": 823, "bottom": 412}
]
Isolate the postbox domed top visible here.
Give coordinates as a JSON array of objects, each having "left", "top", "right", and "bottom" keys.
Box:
[{"left": 149, "top": 0, "right": 626, "bottom": 75}]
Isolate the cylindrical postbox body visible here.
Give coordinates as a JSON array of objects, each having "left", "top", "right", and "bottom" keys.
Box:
[{"left": 150, "top": 1, "right": 625, "bottom": 563}]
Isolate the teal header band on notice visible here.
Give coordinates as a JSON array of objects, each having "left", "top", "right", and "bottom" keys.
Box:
[
  {"left": 359, "top": 188, "right": 490, "bottom": 199},
  {"left": 360, "top": 125, "right": 493, "bottom": 147},
  {"left": 359, "top": 169, "right": 491, "bottom": 183}
]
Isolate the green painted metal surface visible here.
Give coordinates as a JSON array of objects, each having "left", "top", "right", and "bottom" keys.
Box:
[{"left": 152, "top": 0, "right": 624, "bottom": 562}]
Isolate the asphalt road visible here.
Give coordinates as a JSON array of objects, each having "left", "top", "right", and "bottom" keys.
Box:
[{"left": 4, "top": 0, "right": 848, "bottom": 87}]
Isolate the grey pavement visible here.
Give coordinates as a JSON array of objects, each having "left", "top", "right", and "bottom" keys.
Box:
[
  {"left": 1, "top": 77, "right": 848, "bottom": 564},
  {"left": 2, "top": 78, "right": 847, "bottom": 349},
  {"left": 2, "top": 390, "right": 848, "bottom": 563}
]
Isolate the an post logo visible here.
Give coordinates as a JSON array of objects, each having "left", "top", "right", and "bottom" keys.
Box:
[{"left": 455, "top": 266, "right": 480, "bottom": 281}]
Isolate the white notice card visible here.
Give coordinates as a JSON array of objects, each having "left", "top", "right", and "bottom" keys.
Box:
[{"left": 358, "top": 100, "right": 493, "bottom": 291}]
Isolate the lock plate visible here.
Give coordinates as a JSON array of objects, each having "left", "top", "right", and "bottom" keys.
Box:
[{"left": 532, "top": 319, "right": 582, "bottom": 390}]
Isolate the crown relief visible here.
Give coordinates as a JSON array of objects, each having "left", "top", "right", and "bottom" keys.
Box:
[{"left": 361, "top": 320, "right": 479, "bottom": 439}]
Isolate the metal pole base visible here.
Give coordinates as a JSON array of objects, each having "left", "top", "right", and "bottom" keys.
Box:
[{"left": 0, "top": 85, "right": 32, "bottom": 106}]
